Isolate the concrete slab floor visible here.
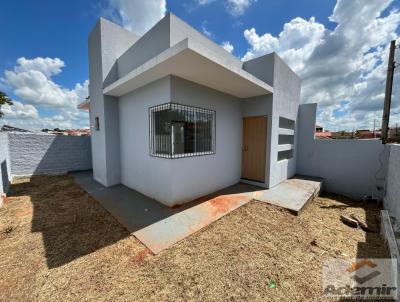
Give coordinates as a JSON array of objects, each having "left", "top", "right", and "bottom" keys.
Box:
[
  {"left": 72, "top": 171, "right": 259, "bottom": 253},
  {"left": 72, "top": 172, "right": 322, "bottom": 253}
]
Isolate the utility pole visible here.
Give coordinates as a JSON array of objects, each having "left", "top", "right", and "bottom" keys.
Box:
[
  {"left": 381, "top": 40, "right": 396, "bottom": 144},
  {"left": 373, "top": 119, "right": 376, "bottom": 138}
]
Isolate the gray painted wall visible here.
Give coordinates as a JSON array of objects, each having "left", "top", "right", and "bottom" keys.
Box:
[
  {"left": 89, "top": 14, "right": 302, "bottom": 205},
  {"left": 117, "top": 15, "right": 169, "bottom": 79},
  {"left": 244, "top": 53, "right": 300, "bottom": 188},
  {"left": 384, "top": 144, "right": 400, "bottom": 220},
  {"left": 0, "top": 133, "right": 11, "bottom": 198},
  {"left": 88, "top": 18, "right": 138, "bottom": 187},
  {"left": 8, "top": 133, "right": 92, "bottom": 177},
  {"left": 170, "top": 76, "right": 242, "bottom": 204},
  {"left": 119, "top": 76, "right": 173, "bottom": 204},
  {"left": 297, "top": 103, "right": 388, "bottom": 199},
  {"left": 269, "top": 54, "right": 300, "bottom": 187},
  {"left": 169, "top": 14, "right": 241, "bottom": 69},
  {"left": 116, "top": 13, "right": 241, "bottom": 81},
  {"left": 241, "top": 95, "right": 273, "bottom": 187},
  {"left": 118, "top": 75, "right": 243, "bottom": 206}
]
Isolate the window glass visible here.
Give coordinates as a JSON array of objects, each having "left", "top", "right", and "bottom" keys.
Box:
[{"left": 150, "top": 103, "right": 215, "bottom": 158}]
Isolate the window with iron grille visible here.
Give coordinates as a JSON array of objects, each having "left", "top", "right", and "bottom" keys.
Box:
[{"left": 149, "top": 103, "right": 216, "bottom": 158}]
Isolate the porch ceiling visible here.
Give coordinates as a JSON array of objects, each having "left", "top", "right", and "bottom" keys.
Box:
[{"left": 103, "top": 39, "right": 273, "bottom": 98}]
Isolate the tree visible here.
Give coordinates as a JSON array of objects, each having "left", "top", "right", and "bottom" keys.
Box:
[{"left": 0, "top": 91, "right": 13, "bottom": 118}]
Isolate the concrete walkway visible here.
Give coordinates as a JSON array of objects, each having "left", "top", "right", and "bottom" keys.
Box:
[
  {"left": 72, "top": 172, "right": 258, "bottom": 253},
  {"left": 72, "top": 172, "right": 321, "bottom": 253}
]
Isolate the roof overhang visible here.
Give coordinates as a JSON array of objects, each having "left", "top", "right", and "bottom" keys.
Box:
[{"left": 103, "top": 39, "right": 273, "bottom": 98}]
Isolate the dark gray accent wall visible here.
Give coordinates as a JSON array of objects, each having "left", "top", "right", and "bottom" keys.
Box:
[{"left": 0, "top": 133, "right": 10, "bottom": 196}]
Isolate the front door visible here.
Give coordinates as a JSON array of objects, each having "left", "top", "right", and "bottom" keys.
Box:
[{"left": 241, "top": 116, "right": 267, "bottom": 182}]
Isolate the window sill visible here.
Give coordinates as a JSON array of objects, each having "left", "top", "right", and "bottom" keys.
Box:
[{"left": 150, "top": 152, "right": 215, "bottom": 159}]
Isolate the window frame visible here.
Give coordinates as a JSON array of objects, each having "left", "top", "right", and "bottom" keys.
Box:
[{"left": 149, "top": 102, "right": 216, "bottom": 159}]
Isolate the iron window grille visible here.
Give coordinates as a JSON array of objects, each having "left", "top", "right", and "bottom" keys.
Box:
[{"left": 149, "top": 103, "right": 216, "bottom": 158}]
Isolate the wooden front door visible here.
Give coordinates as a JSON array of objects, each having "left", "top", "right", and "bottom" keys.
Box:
[{"left": 241, "top": 116, "right": 267, "bottom": 182}]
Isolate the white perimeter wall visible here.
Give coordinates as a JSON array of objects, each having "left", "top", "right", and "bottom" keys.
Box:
[
  {"left": 0, "top": 132, "right": 92, "bottom": 201},
  {"left": 384, "top": 144, "right": 400, "bottom": 220},
  {"left": 297, "top": 103, "right": 388, "bottom": 199},
  {"left": 8, "top": 133, "right": 92, "bottom": 177}
]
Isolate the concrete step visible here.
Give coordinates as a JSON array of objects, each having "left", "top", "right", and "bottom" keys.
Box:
[{"left": 249, "top": 175, "right": 323, "bottom": 215}]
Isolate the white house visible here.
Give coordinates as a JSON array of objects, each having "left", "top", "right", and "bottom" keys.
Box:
[{"left": 87, "top": 13, "right": 301, "bottom": 207}]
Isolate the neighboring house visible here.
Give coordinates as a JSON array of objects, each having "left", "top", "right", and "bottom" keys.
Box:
[
  {"left": 1, "top": 125, "right": 32, "bottom": 133},
  {"left": 389, "top": 126, "right": 400, "bottom": 139},
  {"left": 315, "top": 124, "right": 332, "bottom": 139},
  {"left": 88, "top": 13, "right": 300, "bottom": 207},
  {"left": 315, "top": 131, "right": 332, "bottom": 139},
  {"left": 78, "top": 98, "right": 90, "bottom": 111},
  {"left": 355, "top": 129, "right": 381, "bottom": 139}
]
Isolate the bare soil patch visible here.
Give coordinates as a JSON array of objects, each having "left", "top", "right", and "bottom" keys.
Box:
[{"left": 0, "top": 175, "right": 389, "bottom": 301}]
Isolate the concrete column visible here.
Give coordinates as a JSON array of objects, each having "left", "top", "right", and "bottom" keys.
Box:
[{"left": 88, "top": 18, "right": 138, "bottom": 186}]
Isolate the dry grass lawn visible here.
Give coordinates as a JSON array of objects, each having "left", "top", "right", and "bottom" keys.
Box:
[{"left": 0, "top": 175, "right": 389, "bottom": 301}]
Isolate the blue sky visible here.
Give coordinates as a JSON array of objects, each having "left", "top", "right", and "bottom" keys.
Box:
[{"left": 1, "top": 0, "right": 399, "bottom": 130}]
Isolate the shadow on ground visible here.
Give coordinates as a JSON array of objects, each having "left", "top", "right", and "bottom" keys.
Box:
[
  {"left": 9, "top": 174, "right": 261, "bottom": 268},
  {"left": 9, "top": 175, "right": 130, "bottom": 269}
]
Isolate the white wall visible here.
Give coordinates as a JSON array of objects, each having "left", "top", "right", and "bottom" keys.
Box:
[
  {"left": 297, "top": 103, "right": 388, "bottom": 199},
  {"left": 170, "top": 76, "right": 243, "bottom": 204},
  {"left": 384, "top": 144, "right": 400, "bottom": 220},
  {"left": 0, "top": 132, "right": 91, "bottom": 204},
  {"left": 8, "top": 133, "right": 92, "bottom": 177}
]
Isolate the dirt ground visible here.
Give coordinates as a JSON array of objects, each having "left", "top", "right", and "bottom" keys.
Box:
[{"left": 0, "top": 175, "right": 389, "bottom": 301}]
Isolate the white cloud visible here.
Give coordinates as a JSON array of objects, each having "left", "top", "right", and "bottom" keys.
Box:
[
  {"left": 14, "top": 57, "right": 64, "bottom": 77},
  {"left": 195, "top": 0, "right": 256, "bottom": 16},
  {"left": 221, "top": 41, "right": 234, "bottom": 53},
  {"left": 201, "top": 20, "right": 214, "bottom": 38},
  {"left": 242, "top": 17, "right": 325, "bottom": 71},
  {"left": 242, "top": 0, "right": 400, "bottom": 130},
  {"left": 197, "top": 0, "right": 216, "bottom": 4},
  {"left": 4, "top": 57, "right": 89, "bottom": 109},
  {"left": 225, "top": 0, "right": 257, "bottom": 16},
  {"left": 1, "top": 105, "right": 89, "bottom": 131},
  {"left": 1, "top": 57, "right": 89, "bottom": 130},
  {"left": 106, "top": 0, "right": 167, "bottom": 36},
  {"left": 1, "top": 101, "right": 38, "bottom": 120}
]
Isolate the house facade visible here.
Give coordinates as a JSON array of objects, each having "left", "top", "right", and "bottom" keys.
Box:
[{"left": 88, "top": 13, "right": 300, "bottom": 207}]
